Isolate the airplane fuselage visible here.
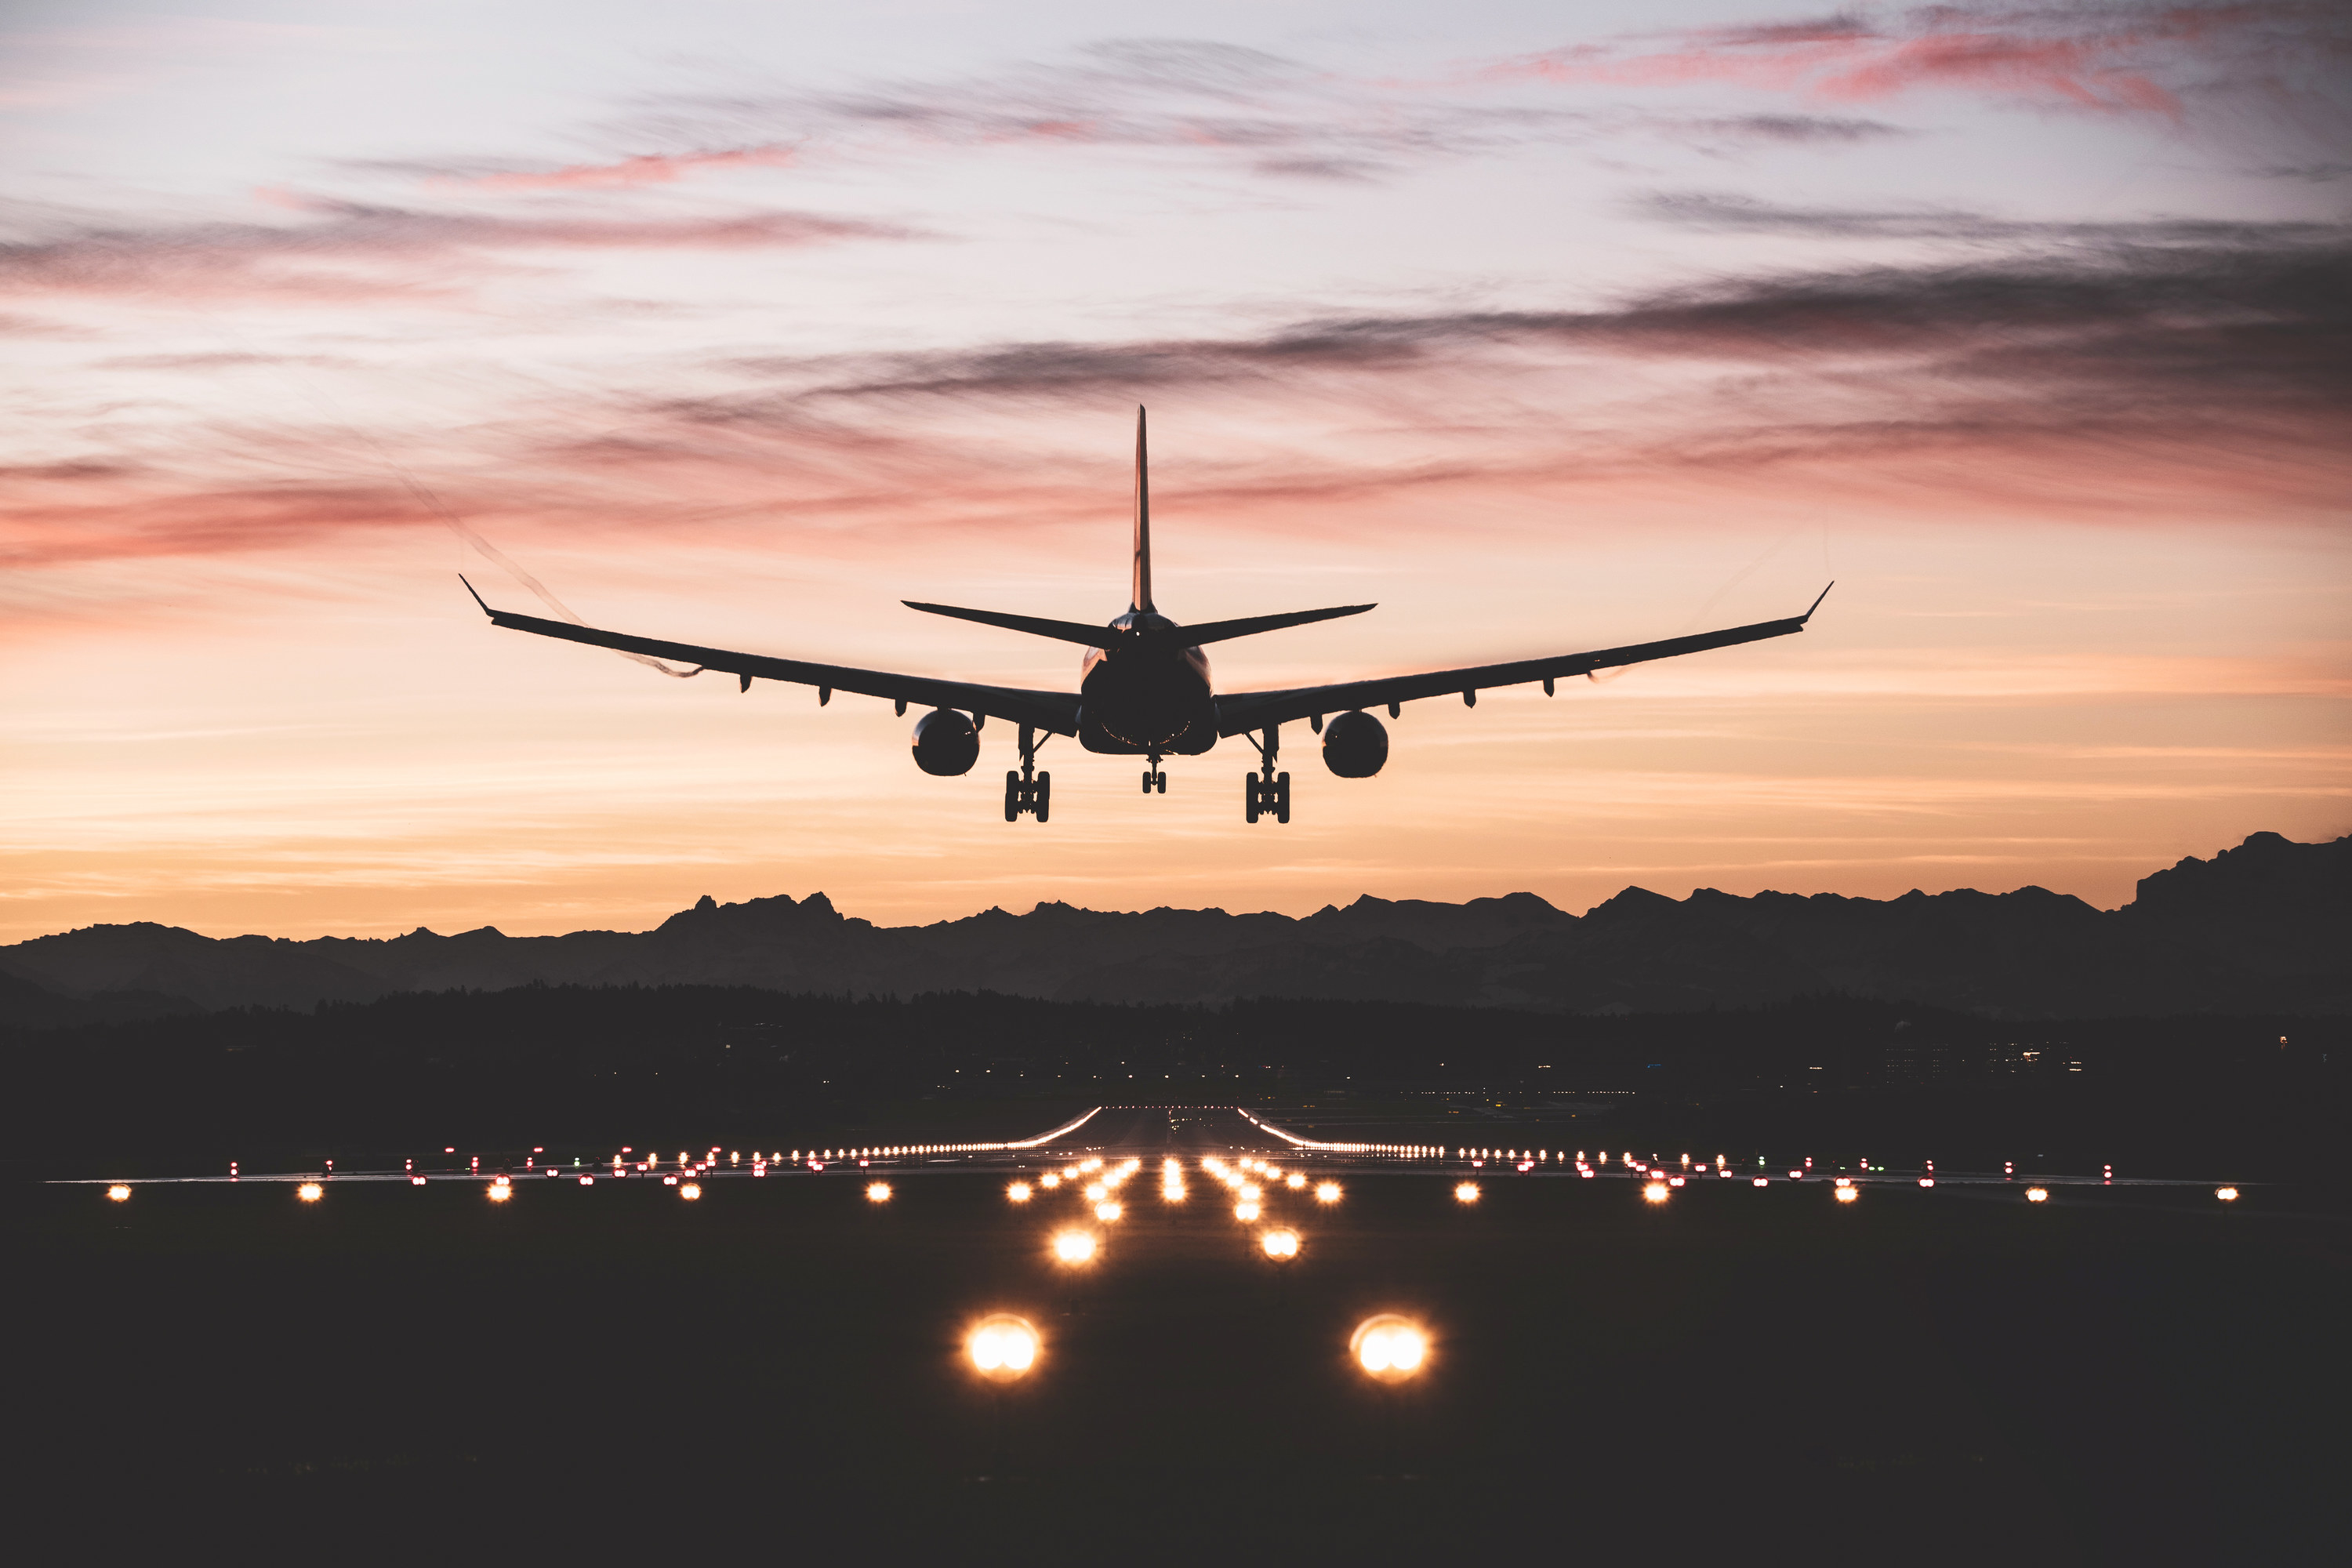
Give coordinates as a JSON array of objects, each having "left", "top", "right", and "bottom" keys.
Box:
[{"left": 1077, "top": 612, "right": 1218, "bottom": 754}]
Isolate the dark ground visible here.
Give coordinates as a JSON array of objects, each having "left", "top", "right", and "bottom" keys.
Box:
[{"left": 16, "top": 1108, "right": 2343, "bottom": 1564}]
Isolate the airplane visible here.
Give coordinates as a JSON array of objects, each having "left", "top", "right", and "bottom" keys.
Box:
[{"left": 463, "top": 408, "right": 1831, "bottom": 824}]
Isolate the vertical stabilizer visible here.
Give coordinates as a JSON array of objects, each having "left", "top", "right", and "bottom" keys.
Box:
[{"left": 1131, "top": 405, "right": 1154, "bottom": 613}]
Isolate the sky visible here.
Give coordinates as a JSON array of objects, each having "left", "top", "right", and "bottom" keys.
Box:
[{"left": 3, "top": 0, "right": 2347, "bottom": 942}]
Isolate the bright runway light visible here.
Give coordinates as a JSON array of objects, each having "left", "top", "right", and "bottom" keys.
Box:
[
  {"left": 2216, "top": 1186, "right": 2240, "bottom": 1202},
  {"left": 1286, "top": 1173, "right": 1307, "bottom": 1190},
  {"left": 1752, "top": 1177, "right": 1769, "bottom": 1188},
  {"left": 1007, "top": 1181, "right": 1033, "bottom": 1203},
  {"left": 106, "top": 1184, "right": 131, "bottom": 1203},
  {"left": 1835, "top": 1185, "right": 1860, "bottom": 1203},
  {"left": 680, "top": 1182, "right": 702, "bottom": 1201},
  {"left": 1051, "top": 1230, "right": 1098, "bottom": 1265},
  {"left": 1040, "top": 1174, "right": 1061, "bottom": 1189},
  {"left": 1454, "top": 1182, "right": 1479, "bottom": 1204},
  {"left": 1234, "top": 1200, "right": 1261, "bottom": 1222},
  {"left": 1642, "top": 1181, "right": 1669, "bottom": 1203},
  {"left": 1094, "top": 1200, "right": 1123, "bottom": 1222},
  {"left": 1260, "top": 1229, "right": 1300, "bottom": 1259},
  {"left": 1352, "top": 1316, "right": 1428, "bottom": 1381},
  {"left": 1083, "top": 1182, "right": 1107, "bottom": 1201},
  {"left": 1315, "top": 1181, "right": 1341, "bottom": 1203},
  {"left": 967, "top": 1315, "right": 1040, "bottom": 1380},
  {"left": 1161, "top": 1184, "right": 1185, "bottom": 1203},
  {"left": 488, "top": 1184, "right": 513, "bottom": 1203},
  {"left": 296, "top": 1182, "right": 324, "bottom": 1203},
  {"left": 866, "top": 1181, "right": 893, "bottom": 1203},
  {"left": 1239, "top": 1182, "right": 1261, "bottom": 1201},
  {"left": 2027, "top": 1187, "right": 2049, "bottom": 1203}
]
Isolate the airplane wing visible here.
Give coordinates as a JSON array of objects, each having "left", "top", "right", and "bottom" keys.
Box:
[
  {"left": 1213, "top": 586, "right": 1832, "bottom": 737},
  {"left": 464, "top": 581, "right": 1083, "bottom": 735}
]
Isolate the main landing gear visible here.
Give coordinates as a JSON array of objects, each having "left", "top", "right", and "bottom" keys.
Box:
[
  {"left": 1243, "top": 725, "right": 1290, "bottom": 824},
  {"left": 1004, "top": 724, "right": 1051, "bottom": 822},
  {"left": 1142, "top": 753, "right": 1167, "bottom": 794}
]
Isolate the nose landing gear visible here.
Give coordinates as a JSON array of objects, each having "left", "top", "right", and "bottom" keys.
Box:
[
  {"left": 1142, "top": 753, "right": 1167, "bottom": 794},
  {"left": 1243, "top": 726, "right": 1290, "bottom": 823},
  {"left": 1004, "top": 724, "right": 1051, "bottom": 822}
]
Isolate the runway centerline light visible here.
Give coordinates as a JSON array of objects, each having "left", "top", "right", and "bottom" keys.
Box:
[
  {"left": 1352, "top": 1316, "right": 1429, "bottom": 1381},
  {"left": 1051, "top": 1229, "right": 1098, "bottom": 1265},
  {"left": 106, "top": 1184, "right": 131, "bottom": 1203},
  {"left": 866, "top": 1181, "right": 892, "bottom": 1203},
  {"left": 967, "top": 1314, "right": 1040, "bottom": 1379},
  {"left": 1454, "top": 1182, "right": 1480, "bottom": 1204}
]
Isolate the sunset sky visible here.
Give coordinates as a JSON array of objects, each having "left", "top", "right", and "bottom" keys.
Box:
[{"left": 4, "top": 0, "right": 2347, "bottom": 943}]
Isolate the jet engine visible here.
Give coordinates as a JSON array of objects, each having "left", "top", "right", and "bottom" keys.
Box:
[
  {"left": 911, "top": 709, "right": 980, "bottom": 776},
  {"left": 1321, "top": 710, "right": 1388, "bottom": 778}
]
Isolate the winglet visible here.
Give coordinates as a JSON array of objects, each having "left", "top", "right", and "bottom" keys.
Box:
[
  {"left": 459, "top": 574, "right": 493, "bottom": 617},
  {"left": 1801, "top": 581, "right": 1835, "bottom": 622}
]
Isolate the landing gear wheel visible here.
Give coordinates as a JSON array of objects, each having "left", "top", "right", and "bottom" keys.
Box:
[
  {"left": 1243, "top": 775, "right": 1260, "bottom": 823},
  {"left": 1004, "top": 771, "right": 1020, "bottom": 822},
  {"left": 1141, "top": 770, "right": 1153, "bottom": 794},
  {"left": 1155, "top": 770, "right": 1167, "bottom": 794},
  {"left": 1275, "top": 771, "right": 1290, "bottom": 825},
  {"left": 1035, "top": 771, "right": 1051, "bottom": 823}
]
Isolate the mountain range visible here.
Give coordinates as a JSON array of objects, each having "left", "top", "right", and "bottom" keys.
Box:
[{"left": 4, "top": 831, "right": 2345, "bottom": 1026}]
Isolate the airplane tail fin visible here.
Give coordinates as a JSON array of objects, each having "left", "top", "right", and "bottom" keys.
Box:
[{"left": 1131, "top": 405, "right": 1153, "bottom": 613}]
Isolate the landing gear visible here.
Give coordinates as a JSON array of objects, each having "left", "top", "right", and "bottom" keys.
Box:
[
  {"left": 1243, "top": 726, "right": 1290, "bottom": 823},
  {"left": 1142, "top": 753, "right": 1167, "bottom": 794},
  {"left": 1004, "top": 725, "right": 1051, "bottom": 822}
]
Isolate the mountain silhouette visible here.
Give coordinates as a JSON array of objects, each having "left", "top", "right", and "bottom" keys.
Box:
[{"left": 3, "top": 832, "right": 2343, "bottom": 1025}]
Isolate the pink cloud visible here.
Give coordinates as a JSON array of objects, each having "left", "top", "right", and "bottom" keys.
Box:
[
  {"left": 448, "top": 144, "right": 799, "bottom": 191},
  {"left": 1466, "top": 3, "right": 2324, "bottom": 119}
]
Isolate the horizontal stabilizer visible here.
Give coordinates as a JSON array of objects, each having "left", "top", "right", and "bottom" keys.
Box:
[
  {"left": 904, "top": 602, "right": 1116, "bottom": 648},
  {"left": 1183, "top": 604, "right": 1376, "bottom": 644}
]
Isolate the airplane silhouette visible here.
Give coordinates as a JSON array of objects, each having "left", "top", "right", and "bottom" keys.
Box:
[{"left": 463, "top": 408, "right": 1831, "bottom": 823}]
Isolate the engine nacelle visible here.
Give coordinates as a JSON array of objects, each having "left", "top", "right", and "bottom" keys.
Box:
[
  {"left": 1321, "top": 710, "right": 1389, "bottom": 778},
  {"left": 910, "top": 709, "right": 980, "bottom": 776}
]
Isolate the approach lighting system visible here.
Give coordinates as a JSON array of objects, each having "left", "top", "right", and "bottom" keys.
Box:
[
  {"left": 1315, "top": 1181, "right": 1341, "bottom": 1204},
  {"left": 1007, "top": 1181, "right": 1033, "bottom": 1203},
  {"left": 966, "top": 1315, "right": 1040, "bottom": 1381},
  {"left": 487, "top": 1184, "right": 513, "bottom": 1203},
  {"left": 866, "top": 1181, "right": 893, "bottom": 1203},
  {"left": 296, "top": 1182, "right": 324, "bottom": 1203},
  {"left": 2026, "top": 1187, "right": 2050, "bottom": 1203},
  {"left": 1834, "top": 1185, "right": 1860, "bottom": 1203},
  {"left": 106, "top": 1185, "right": 131, "bottom": 1203},
  {"left": 1352, "top": 1316, "right": 1429, "bottom": 1381},
  {"left": 1234, "top": 1200, "right": 1261, "bottom": 1222},
  {"left": 1051, "top": 1230, "right": 1098, "bottom": 1265},
  {"left": 2216, "top": 1187, "right": 2240, "bottom": 1202},
  {"left": 680, "top": 1182, "right": 702, "bottom": 1201},
  {"left": 1260, "top": 1229, "right": 1300, "bottom": 1260},
  {"left": 1642, "top": 1181, "right": 1670, "bottom": 1203},
  {"left": 1454, "top": 1182, "right": 1480, "bottom": 1204},
  {"left": 1094, "top": 1200, "right": 1123, "bottom": 1222}
]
